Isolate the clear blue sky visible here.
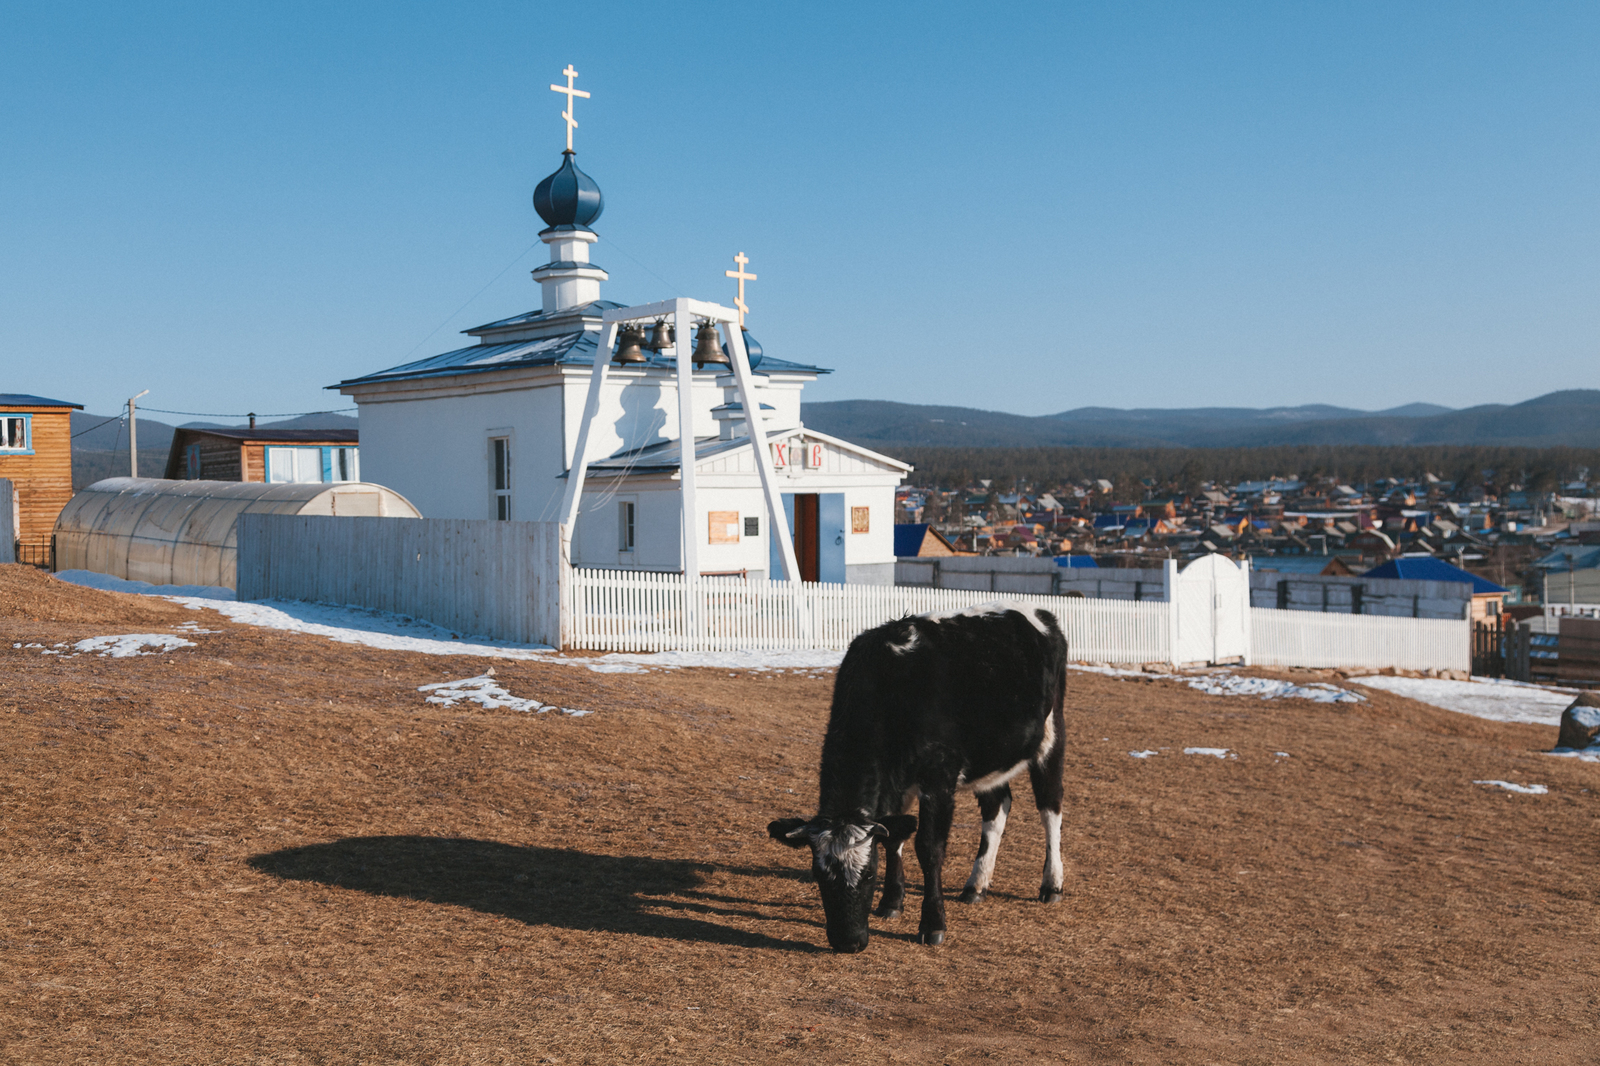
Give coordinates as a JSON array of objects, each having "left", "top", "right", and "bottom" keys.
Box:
[{"left": 3, "top": 1, "right": 1598, "bottom": 420}]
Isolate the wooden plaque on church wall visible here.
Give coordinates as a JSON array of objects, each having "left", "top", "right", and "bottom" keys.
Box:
[
  {"left": 708, "top": 510, "right": 741, "bottom": 544},
  {"left": 851, "top": 506, "right": 870, "bottom": 534}
]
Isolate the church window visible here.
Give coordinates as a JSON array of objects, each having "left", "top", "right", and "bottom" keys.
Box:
[
  {"left": 618, "top": 501, "right": 635, "bottom": 551},
  {"left": 491, "top": 437, "right": 512, "bottom": 520}
]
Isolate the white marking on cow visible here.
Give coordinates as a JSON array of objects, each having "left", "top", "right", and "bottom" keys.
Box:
[
  {"left": 816, "top": 824, "right": 876, "bottom": 887},
  {"left": 1039, "top": 809, "right": 1063, "bottom": 893},
  {"left": 1033, "top": 711, "right": 1057, "bottom": 764},
  {"left": 962, "top": 803, "right": 1009, "bottom": 896},
  {"left": 960, "top": 759, "right": 1030, "bottom": 793},
  {"left": 887, "top": 627, "right": 920, "bottom": 655},
  {"left": 920, "top": 600, "right": 1051, "bottom": 634}
]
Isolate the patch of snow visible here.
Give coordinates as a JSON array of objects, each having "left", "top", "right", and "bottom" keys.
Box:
[
  {"left": 1071, "top": 664, "right": 1363, "bottom": 703},
  {"left": 54, "top": 570, "right": 235, "bottom": 600},
  {"left": 1184, "top": 747, "right": 1234, "bottom": 759},
  {"left": 162, "top": 598, "right": 560, "bottom": 658},
  {"left": 1353, "top": 675, "right": 1576, "bottom": 726},
  {"left": 1128, "top": 750, "right": 1158, "bottom": 759},
  {"left": 1547, "top": 747, "right": 1600, "bottom": 763},
  {"left": 1275, "top": 752, "right": 1291, "bottom": 758},
  {"left": 1473, "top": 779, "right": 1548, "bottom": 795},
  {"left": 418, "top": 674, "right": 587, "bottom": 717},
  {"left": 73, "top": 634, "right": 196, "bottom": 658},
  {"left": 1184, "top": 675, "right": 1363, "bottom": 703}
]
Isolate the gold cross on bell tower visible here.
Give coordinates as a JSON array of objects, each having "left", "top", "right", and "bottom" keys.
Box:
[
  {"left": 549, "top": 64, "right": 590, "bottom": 152},
  {"left": 725, "top": 252, "right": 757, "bottom": 327}
]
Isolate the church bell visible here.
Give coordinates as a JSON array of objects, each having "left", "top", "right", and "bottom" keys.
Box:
[
  {"left": 612, "top": 324, "right": 648, "bottom": 365},
  {"left": 646, "top": 318, "right": 674, "bottom": 353},
  {"left": 692, "top": 321, "right": 731, "bottom": 368}
]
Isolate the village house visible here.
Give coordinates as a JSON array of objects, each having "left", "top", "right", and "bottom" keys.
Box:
[
  {"left": 163, "top": 423, "right": 361, "bottom": 484},
  {"left": 333, "top": 105, "right": 908, "bottom": 583},
  {"left": 0, "top": 393, "right": 83, "bottom": 562}
]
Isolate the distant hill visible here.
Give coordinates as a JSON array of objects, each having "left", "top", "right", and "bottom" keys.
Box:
[{"left": 801, "top": 391, "right": 1600, "bottom": 449}]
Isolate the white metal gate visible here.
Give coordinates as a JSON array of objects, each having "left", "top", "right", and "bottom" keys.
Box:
[{"left": 1171, "top": 554, "right": 1252, "bottom": 665}]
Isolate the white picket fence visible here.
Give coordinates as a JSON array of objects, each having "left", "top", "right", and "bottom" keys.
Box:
[
  {"left": 566, "top": 568, "right": 1171, "bottom": 662},
  {"left": 1251, "top": 607, "right": 1470, "bottom": 673},
  {"left": 566, "top": 567, "right": 1471, "bottom": 672}
]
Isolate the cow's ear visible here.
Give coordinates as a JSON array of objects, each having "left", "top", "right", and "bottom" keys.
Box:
[
  {"left": 871, "top": 815, "right": 918, "bottom": 845},
  {"left": 768, "top": 817, "right": 813, "bottom": 847}
]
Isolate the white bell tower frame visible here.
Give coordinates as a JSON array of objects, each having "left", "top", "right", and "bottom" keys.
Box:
[{"left": 556, "top": 298, "right": 803, "bottom": 597}]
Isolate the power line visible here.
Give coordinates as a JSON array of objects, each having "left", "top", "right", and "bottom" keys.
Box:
[
  {"left": 137, "top": 407, "right": 358, "bottom": 419},
  {"left": 71, "top": 413, "right": 123, "bottom": 439},
  {"left": 392, "top": 238, "right": 544, "bottom": 365}
]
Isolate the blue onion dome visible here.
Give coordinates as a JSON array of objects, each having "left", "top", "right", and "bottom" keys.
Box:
[
  {"left": 533, "top": 151, "right": 604, "bottom": 230},
  {"left": 723, "top": 329, "right": 763, "bottom": 370}
]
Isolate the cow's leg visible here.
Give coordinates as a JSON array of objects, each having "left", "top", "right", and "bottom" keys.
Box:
[
  {"left": 875, "top": 839, "right": 906, "bottom": 919},
  {"left": 959, "top": 784, "right": 1012, "bottom": 903},
  {"left": 1029, "top": 711, "right": 1067, "bottom": 903},
  {"left": 876, "top": 788, "right": 917, "bottom": 919},
  {"left": 913, "top": 790, "right": 955, "bottom": 945}
]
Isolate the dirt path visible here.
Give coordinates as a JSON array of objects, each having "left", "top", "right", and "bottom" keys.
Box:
[{"left": 1, "top": 565, "right": 1596, "bottom": 1064}]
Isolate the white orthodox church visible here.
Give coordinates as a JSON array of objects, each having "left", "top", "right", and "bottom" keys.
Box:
[{"left": 333, "top": 70, "right": 908, "bottom": 583}]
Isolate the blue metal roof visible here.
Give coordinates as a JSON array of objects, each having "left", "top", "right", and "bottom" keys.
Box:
[
  {"left": 1054, "top": 555, "right": 1099, "bottom": 568},
  {"left": 467, "top": 300, "right": 623, "bottom": 334},
  {"left": 0, "top": 393, "right": 83, "bottom": 409},
  {"left": 1361, "top": 557, "right": 1507, "bottom": 594},
  {"left": 581, "top": 434, "right": 763, "bottom": 475},
  {"left": 894, "top": 523, "right": 929, "bottom": 557},
  {"left": 336, "top": 327, "right": 830, "bottom": 389}
]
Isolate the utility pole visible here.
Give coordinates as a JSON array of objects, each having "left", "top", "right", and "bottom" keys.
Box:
[{"left": 128, "top": 390, "right": 149, "bottom": 477}]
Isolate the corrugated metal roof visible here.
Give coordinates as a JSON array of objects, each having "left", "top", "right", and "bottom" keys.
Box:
[
  {"left": 176, "top": 428, "right": 358, "bottom": 443},
  {"left": 336, "top": 328, "right": 829, "bottom": 389},
  {"left": 583, "top": 434, "right": 757, "bottom": 474},
  {"left": 0, "top": 393, "right": 84, "bottom": 409},
  {"left": 467, "top": 300, "right": 622, "bottom": 333}
]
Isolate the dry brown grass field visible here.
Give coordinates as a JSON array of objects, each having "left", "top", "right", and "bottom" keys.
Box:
[{"left": 1, "top": 564, "right": 1596, "bottom": 1064}]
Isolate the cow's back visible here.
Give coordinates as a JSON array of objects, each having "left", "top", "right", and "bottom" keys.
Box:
[{"left": 820, "top": 605, "right": 1066, "bottom": 806}]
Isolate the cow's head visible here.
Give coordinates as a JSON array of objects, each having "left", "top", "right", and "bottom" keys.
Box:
[{"left": 767, "top": 813, "right": 917, "bottom": 953}]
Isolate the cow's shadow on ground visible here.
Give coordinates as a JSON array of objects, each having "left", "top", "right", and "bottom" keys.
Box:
[{"left": 248, "top": 835, "right": 826, "bottom": 952}]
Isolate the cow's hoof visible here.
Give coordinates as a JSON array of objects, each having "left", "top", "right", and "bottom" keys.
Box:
[
  {"left": 1039, "top": 887, "right": 1063, "bottom": 904},
  {"left": 958, "top": 886, "right": 985, "bottom": 904},
  {"left": 875, "top": 903, "right": 901, "bottom": 920},
  {"left": 917, "top": 929, "right": 945, "bottom": 946}
]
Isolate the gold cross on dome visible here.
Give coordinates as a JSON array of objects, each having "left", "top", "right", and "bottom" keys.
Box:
[
  {"left": 725, "top": 252, "right": 757, "bottom": 326},
  {"left": 549, "top": 64, "right": 590, "bottom": 152}
]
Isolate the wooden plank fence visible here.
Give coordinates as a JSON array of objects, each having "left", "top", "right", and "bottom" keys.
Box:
[
  {"left": 230, "top": 514, "right": 1471, "bottom": 673},
  {"left": 237, "top": 514, "right": 562, "bottom": 646},
  {"left": 1251, "top": 607, "right": 1469, "bottom": 673}
]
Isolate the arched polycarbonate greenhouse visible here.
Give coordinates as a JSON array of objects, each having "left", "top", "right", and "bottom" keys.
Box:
[{"left": 53, "top": 477, "right": 421, "bottom": 589}]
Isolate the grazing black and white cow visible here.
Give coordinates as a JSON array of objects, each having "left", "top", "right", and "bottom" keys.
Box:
[{"left": 768, "top": 602, "right": 1067, "bottom": 953}]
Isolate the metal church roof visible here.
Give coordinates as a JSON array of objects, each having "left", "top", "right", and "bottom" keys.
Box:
[{"left": 336, "top": 328, "right": 830, "bottom": 389}]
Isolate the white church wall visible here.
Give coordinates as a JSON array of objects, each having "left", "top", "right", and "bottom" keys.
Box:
[
  {"left": 571, "top": 480, "right": 683, "bottom": 572},
  {"left": 694, "top": 484, "right": 774, "bottom": 577},
  {"left": 842, "top": 483, "right": 895, "bottom": 585},
  {"left": 356, "top": 383, "right": 568, "bottom": 523}
]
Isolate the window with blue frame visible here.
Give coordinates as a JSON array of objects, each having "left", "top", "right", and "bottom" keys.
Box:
[
  {"left": 0, "top": 414, "right": 33, "bottom": 454},
  {"left": 266, "top": 445, "right": 360, "bottom": 484}
]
